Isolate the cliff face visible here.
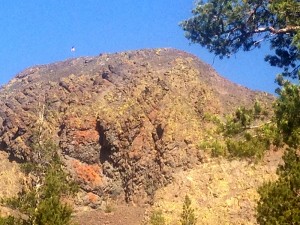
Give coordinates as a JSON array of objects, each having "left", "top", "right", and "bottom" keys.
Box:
[{"left": 0, "top": 48, "right": 273, "bottom": 204}]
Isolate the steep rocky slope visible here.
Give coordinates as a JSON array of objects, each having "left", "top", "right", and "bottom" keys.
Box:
[{"left": 0, "top": 48, "right": 274, "bottom": 206}]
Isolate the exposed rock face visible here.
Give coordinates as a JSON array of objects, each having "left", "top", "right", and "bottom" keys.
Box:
[{"left": 0, "top": 48, "right": 274, "bottom": 204}]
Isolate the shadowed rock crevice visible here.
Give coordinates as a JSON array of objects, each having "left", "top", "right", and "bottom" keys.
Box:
[
  {"left": 156, "top": 124, "right": 164, "bottom": 140},
  {"left": 0, "top": 142, "right": 8, "bottom": 153},
  {"left": 11, "top": 127, "right": 26, "bottom": 140},
  {"left": 96, "top": 120, "right": 113, "bottom": 165}
]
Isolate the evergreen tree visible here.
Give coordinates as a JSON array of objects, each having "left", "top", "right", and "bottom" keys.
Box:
[
  {"left": 180, "top": 195, "right": 197, "bottom": 225},
  {"left": 257, "top": 148, "right": 300, "bottom": 224},
  {"left": 257, "top": 82, "right": 300, "bottom": 224}
]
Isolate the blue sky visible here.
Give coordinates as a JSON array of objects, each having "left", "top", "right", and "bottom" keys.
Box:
[{"left": 0, "top": 1, "right": 281, "bottom": 93}]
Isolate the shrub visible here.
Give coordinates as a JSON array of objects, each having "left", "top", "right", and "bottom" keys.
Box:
[
  {"left": 275, "top": 83, "right": 300, "bottom": 148},
  {"left": 0, "top": 216, "right": 23, "bottom": 225},
  {"left": 199, "top": 139, "right": 227, "bottom": 157},
  {"left": 34, "top": 196, "right": 73, "bottom": 225},
  {"left": 226, "top": 136, "right": 268, "bottom": 159},
  {"left": 149, "top": 210, "right": 166, "bottom": 225}
]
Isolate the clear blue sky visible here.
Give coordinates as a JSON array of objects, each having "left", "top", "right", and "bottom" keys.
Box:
[{"left": 0, "top": 1, "right": 281, "bottom": 93}]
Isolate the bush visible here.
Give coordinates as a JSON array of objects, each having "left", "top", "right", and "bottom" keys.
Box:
[
  {"left": 149, "top": 210, "right": 165, "bottom": 225},
  {"left": 275, "top": 83, "right": 300, "bottom": 148},
  {"left": 0, "top": 216, "right": 23, "bottom": 225},
  {"left": 199, "top": 139, "right": 227, "bottom": 157},
  {"left": 34, "top": 196, "right": 73, "bottom": 225},
  {"left": 226, "top": 135, "right": 268, "bottom": 159}
]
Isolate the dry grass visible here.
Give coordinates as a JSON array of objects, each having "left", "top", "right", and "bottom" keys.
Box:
[
  {"left": 151, "top": 150, "right": 282, "bottom": 225},
  {"left": 0, "top": 152, "right": 24, "bottom": 199},
  {"left": 0, "top": 151, "right": 24, "bottom": 217}
]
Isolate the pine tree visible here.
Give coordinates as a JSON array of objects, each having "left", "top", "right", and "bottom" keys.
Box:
[{"left": 180, "top": 195, "right": 197, "bottom": 225}]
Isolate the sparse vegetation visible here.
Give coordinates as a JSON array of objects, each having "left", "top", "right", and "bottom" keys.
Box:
[
  {"left": 0, "top": 216, "right": 22, "bottom": 225},
  {"left": 201, "top": 102, "right": 278, "bottom": 160},
  {"left": 180, "top": 195, "right": 197, "bottom": 225},
  {"left": 149, "top": 210, "right": 166, "bottom": 225},
  {"left": 199, "top": 139, "right": 227, "bottom": 157},
  {"left": 200, "top": 87, "right": 300, "bottom": 222},
  {"left": 104, "top": 199, "right": 114, "bottom": 213}
]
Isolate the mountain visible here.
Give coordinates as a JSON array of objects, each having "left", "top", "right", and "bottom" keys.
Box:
[{"left": 0, "top": 48, "right": 277, "bottom": 224}]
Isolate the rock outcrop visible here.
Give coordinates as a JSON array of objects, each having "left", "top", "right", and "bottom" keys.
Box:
[{"left": 0, "top": 48, "right": 274, "bottom": 204}]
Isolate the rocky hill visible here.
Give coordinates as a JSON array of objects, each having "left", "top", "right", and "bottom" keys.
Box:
[{"left": 0, "top": 48, "right": 275, "bottom": 215}]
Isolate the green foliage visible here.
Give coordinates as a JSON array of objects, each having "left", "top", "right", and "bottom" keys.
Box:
[
  {"left": 203, "top": 112, "right": 222, "bottom": 125},
  {"left": 180, "top": 0, "right": 299, "bottom": 78},
  {"left": 201, "top": 102, "right": 277, "bottom": 159},
  {"left": 180, "top": 195, "right": 197, "bottom": 225},
  {"left": 0, "top": 216, "right": 23, "bottom": 225},
  {"left": 257, "top": 82, "right": 300, "bottom": 224},
  {"left": 149, "top": 210, "right": 166, "bottom": 225},
  {"left": 43, "top": 162, "right": 78, "bottom": 198},
  {"left": 34, "top": 196, "right": 73, "bottom": 225},
  {"left": 223, "top": 103, "right": 280, "bottom": 159},
  {"left": 257, "top": 148, "right": 300, "bottom": 224},
  {"left": 1, "top": 139, "right": 78, "bottom": 225},
  {"left": 199, "top": 139, "right": 227, "bottom": 157},
  {"left": 226, "top": 135, "right": 268, "bottom": 159},
  {"left": 269, "top": 0, "right": 300, "bottom": 52},
  {"left": 221, "top": 102, "right": 270, "bottom": 136},
  {"left": 275, "top": 82, "right": 300, "bottom": 147},
  {"left": 221, "top": 114, "right": 245, "bottom": 137},
  {"left": 254, "top": 100, "right": 263, "bottom": 116}
]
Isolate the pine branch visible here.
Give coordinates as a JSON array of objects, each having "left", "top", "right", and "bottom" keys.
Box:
[
  {"left": 255, "top": 25, "right": 300, "bottom": 34},
  {"left": 245, "top": 120, "right": 272, "bottom": 129}
]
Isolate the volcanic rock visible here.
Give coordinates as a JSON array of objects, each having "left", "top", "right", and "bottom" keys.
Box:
[{"left": 0, "top": 48, "right": 274, "bottom": 204}]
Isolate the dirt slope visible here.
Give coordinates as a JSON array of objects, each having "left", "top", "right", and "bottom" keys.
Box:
[{"left": 152, "top": 149, "right": 282, "bottom": 225}]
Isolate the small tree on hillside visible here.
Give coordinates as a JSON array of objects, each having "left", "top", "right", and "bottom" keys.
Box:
[
  {"left": 180, "top": 195, "right": 197, "bottom": 225},
  {"left": 1, "top": 139, "right": 78, "bottom": 225}
]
